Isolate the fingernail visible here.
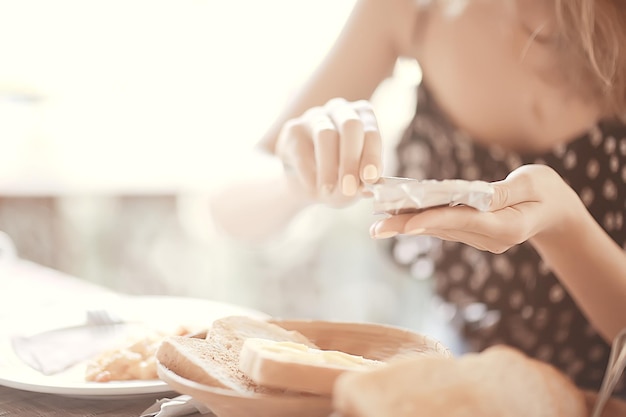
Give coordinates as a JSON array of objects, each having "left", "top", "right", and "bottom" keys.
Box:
[
  {"left": 362, "top": 164, "right": 378, "bottom": 181},
  {"left": 406, "top": 227, "right": 425, "bottom": 235},
  {"left": 342, "top": 175, "right": 357, "bottom": 196},
  {"left": 373, "top": 231, "right": 398, "bottom": 239}
]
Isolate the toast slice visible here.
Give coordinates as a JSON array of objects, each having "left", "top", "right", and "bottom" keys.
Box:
[
  {"left": 238, "top": 338, "right": 384, "bottom": 395},
  {"left": 156, "top": 315, "right": 318, "bottom": 394}
]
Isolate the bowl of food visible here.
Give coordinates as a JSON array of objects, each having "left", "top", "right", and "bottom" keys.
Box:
[{"left": 156, "top": 316, "right": 451, "bottom": 417}]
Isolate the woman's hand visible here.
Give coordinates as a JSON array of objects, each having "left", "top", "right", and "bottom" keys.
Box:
[
  {"left": 275, "top": 98, "right": 383, "bottom": 207},
  {"left": 369, "top": 164, "right": 586, "bottom": 253}
]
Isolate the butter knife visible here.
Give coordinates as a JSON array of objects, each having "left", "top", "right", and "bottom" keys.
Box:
[{"left": 12, "top": 321, "right": 139, "bottom": 375}]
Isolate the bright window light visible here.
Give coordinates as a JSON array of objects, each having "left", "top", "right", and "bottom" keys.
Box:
[{"left": 0, "top": 0, "right": 358, "bottom": 194}]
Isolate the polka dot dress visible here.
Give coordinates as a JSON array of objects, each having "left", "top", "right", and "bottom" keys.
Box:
[{"left": 391, "top": 84, "right": 626, "bottom": 395}]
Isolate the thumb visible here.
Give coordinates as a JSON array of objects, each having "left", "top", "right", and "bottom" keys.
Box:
[
  {"left": 489, "top": 166, "right": 536, "bottom": 211},
  {"left": 489, "top": 182, "right": 515, "bottom": 211}
]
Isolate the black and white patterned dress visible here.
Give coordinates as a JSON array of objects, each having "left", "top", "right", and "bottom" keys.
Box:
[{"left": 391, "top": 83, "right": 626, "bottom": 394}]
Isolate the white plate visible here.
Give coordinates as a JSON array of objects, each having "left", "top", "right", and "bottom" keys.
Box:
[{"left": 0, "top": 295, "right": 269, "bottom": 398}]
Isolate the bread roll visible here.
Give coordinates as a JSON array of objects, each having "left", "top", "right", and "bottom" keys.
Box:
[{"left": 333, "top": 345, "right": 588, "bottom": 417}]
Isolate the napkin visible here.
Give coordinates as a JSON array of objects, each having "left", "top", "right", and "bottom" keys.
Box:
[{"left": 140, "top": 395, "right": 213, "bottom": 417}]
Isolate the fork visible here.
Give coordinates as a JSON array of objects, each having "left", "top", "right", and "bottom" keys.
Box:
[
  {"left": 590, "top": 327, "right": 626, "bottom": 417},
  {"left": 12, "top": 309, "right": 132, "bottom": 375},
  {"left": 86, "top": 309, "right": 125, "bottom": 326}
]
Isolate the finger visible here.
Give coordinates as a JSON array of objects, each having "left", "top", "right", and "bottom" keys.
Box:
[
  {"left": 327, "top": 98, "right": 365, "bottom": 197},
  {"left": 490, "top": 166, "right": 538, "bottom": 211},
  {"left": 401, "top": 204, "right": 533, "bottom": 245},
  {"left": 354, "top": 101, "right": 382, "bottom": 183},
  {"left": 278, "top": 121, "right": 317, "bottom": 194},
  {"left": 312, "top": 115, "right": 340, "bottom": 195},
  {"left": 414, "top": 229, "right": 507, "bottom": 253},
  {"left": 370, "top": 206, "right": 488, "bottom": 238},
  {"left": 403, "top": 205, "right": 485, "bottom": 234},
  {"left": 370, "top": 214, "right": 413, "bottom": 239},
  {"left": 370, "top": 213, "right": 501, "bottom": 252}
]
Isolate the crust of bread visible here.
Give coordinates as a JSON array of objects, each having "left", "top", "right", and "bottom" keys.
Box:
[
  {"left": 156, "top": 316, "right": 319, "bottom": 394},
  {"left": 157, "top": 336, "right": 237, "bottom": 390}
]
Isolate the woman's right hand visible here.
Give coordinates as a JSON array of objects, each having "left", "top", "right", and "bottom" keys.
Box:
[{"left": 275, "top": 98, "right": 383, "bottom": 208}]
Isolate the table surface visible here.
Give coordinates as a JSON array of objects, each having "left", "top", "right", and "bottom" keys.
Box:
[
  {"left": 0, "top": 385, "right": 176, "bottom": 417},
  {"left": 5, "top": 236, "right": 626, "bottom": 417},
  {"left": 0, "top": 243, "right": 206, "bottom": 417}
]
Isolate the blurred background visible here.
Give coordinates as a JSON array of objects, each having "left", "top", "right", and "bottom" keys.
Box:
[{"left": 0, "top": 0, "right": 455, "bottom": 344}]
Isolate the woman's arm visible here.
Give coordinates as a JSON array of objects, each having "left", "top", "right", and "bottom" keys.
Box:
[
  {"left": 530, "top": 207, "right": 626, "bottom": 343},
  {"left": 211, "top": 0, "right": 423, "bottom": 241},
  {"left": 370, "top": 164, "right": 626, "bottom": 342},
  {"left": 258, "top": 0, "right": 422, "bottom": 154}
]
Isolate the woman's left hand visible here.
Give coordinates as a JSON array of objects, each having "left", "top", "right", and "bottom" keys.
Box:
[{"left": 369, "top": 164, "right": 585, "bottom": 253}]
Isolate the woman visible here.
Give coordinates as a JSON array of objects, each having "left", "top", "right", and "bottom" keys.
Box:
[{"left": 211, "top": 0, "right": 626, "bottom": 394}]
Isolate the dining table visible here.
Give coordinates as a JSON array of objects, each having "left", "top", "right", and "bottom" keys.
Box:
[
  {"left": 0, "top": 233, "right": 208, "bottom": 417},
  {"left": 0, "top": 385, "right": 176, "bottom": 417},
  {"left": 3, "top": 232, "right": 626, "bottom": 417}
]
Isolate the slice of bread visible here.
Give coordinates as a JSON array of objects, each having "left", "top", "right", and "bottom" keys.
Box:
[
  {"left": 156, "top": 315, "right": 318, "bottom": 394},
  {"left": 239, "top": 338, "right": 384, "bottom": 395},
  {"left": 157, "top": 335, "right": 240, "bottom": 390},
  {"left": 333, "top": 345, "right": 588, "bottom": 417}
]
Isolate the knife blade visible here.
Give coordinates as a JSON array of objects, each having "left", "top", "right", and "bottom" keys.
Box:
[{"left": 11, "top": 322, "right": 140, "bottom": 375}]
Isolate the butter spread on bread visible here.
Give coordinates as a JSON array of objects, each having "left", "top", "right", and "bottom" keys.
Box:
[
  {"left": 241, "top": 338, "right": 382, "bottom": 368},
  {"left": 239, "top": 338, "right": 383, "bottom": 395}
]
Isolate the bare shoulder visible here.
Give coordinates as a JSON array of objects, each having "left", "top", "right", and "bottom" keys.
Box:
[{"left": 351, "top": 0, "right": 427, "bottom": 58}]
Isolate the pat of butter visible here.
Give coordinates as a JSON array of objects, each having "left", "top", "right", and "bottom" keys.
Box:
[{"left": 243, "top": 338, "right": 383, "bottom": 370}]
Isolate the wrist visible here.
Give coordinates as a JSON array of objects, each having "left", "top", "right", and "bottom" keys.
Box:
[
  {"left": 281, "top": 175, "right": 315, "bottom": 208},
  {"left": 530, "top": 188, "right": 589, "bottom": 247}
]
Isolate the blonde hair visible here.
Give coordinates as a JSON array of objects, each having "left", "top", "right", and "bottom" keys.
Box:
[{"left": 554, "top": 0, "right": 626, "bottom": 121}]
